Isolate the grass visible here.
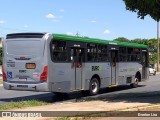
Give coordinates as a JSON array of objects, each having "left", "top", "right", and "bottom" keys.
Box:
[
  {"left": 0, "top": 100, "right": 49, "bottom": 110},
  {"left": 54, "top": 118, "right": 73, "bottom": 120}
]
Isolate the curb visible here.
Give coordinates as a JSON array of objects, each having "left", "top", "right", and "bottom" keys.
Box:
[
  {"left": 156, "top": 72, "right": 160, "bottom": 74},
  {"left": 121, "top": 104, "right": 160, "bottom": 111}
]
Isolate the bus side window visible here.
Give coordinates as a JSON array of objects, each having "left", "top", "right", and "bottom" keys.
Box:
[
  {"left": 71, "top": 49, "right": 75, "bottom": 68},
  {"left": 51, "top": 40, "right": 68, "bottom": 62}
]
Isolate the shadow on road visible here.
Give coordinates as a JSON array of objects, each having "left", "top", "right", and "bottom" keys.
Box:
[{"left": 1, "top": 84, "right": 160, "bottom": 105}]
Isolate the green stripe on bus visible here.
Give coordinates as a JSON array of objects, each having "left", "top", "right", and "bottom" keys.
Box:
[{"left": 53, "top": 34, "right": 148, "bottom": 49}]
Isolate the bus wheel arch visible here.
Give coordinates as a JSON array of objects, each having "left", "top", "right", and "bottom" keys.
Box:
[
  {"left": 131, "top": 71, "right": 141, "bottom": 88},
  {"left": 135, "top": 71, "right": 141, "bottom": 82}
]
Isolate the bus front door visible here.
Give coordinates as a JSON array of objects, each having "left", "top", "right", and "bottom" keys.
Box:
[
  {"left": 110, "top": 50, "right": 118, "bottom": 85},
  {"left": 71, "top": 48, "right": 84, "bottom": 90}
]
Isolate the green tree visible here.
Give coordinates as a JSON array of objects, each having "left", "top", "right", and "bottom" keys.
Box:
[
  {"left": 123, "top": 0, "right": 160, "bottom": 71},
  {"left": 123, "top": 0, "right": 160, "bottom": 21},
  {"left": 114, "top": 37, "right": 129, "bottom": 42}
]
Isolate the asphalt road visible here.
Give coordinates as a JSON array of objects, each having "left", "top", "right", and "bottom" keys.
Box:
[{"left": 0, "top": 74, "right": 160, "bottom": 104}]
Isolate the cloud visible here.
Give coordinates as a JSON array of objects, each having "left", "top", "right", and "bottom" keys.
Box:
[
  {"left": 0, "top": 20, "right": 6, "bottom": 24},
  {"left": 66, "top": 32, "right": 74, "bottom": 35},
  {"left": 60, "top": 9, "right": 65, "bottom": 12},
  {"left": 91, "top": 20, "right": 97, "bottom": 23},
  {"left": 46, "top": 13, "right": 56, "bottom": 19},
  {"left": 103, "top": 29, "right": 111, "bottom": 34}
]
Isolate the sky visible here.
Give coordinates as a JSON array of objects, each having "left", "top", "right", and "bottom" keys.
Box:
[{"left": 0, "top": 0, "right": 157, "bottom": 40}]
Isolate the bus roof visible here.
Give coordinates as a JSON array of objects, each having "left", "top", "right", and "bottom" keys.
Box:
[{"left": 53, "top": 34, "right": 148, "bottom": 49}]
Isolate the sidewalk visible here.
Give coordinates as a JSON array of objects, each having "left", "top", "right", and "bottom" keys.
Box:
[{"left": 0, "top": 100, "right": 157, "bottom": 120}]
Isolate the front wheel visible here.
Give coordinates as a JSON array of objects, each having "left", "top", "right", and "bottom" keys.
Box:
[
  {"left": 130, "top": 77, "right": 138, "bottom": 88},
  {"left": 89, "top": 78, "right": 100, "bottom": 95}
]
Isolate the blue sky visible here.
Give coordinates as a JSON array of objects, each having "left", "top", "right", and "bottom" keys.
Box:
[{"left": 0, "top": 0, "right": 157, "bottom": 40}]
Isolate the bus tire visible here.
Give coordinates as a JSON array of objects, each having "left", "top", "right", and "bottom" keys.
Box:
[
  {"left": 89, "top": 78, "right": 100, "bottom": 95},
  {"left": 153, "top": 71, "right": 156, "bottom": 76},
  {"left": 130, "top": 77, "right": 138, "bottom": 88}
]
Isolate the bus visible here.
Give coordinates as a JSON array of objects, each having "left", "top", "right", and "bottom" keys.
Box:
[{"left": 2, "top": 33, "right": 149, "bottom": 95}]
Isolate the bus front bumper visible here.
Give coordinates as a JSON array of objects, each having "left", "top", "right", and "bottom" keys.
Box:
[{"left": 3, "top": 81, "right": 49, "bottom": 92}]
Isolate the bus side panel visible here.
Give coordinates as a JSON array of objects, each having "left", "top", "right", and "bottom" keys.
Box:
[
  {"left": 118, "top": 62, "right": 142, "bottom": 85},
  {"left": 48, "top": 63, "right": 73, "bottom": 92},
  {"left": 82, "top": 63, "right": 111, "bottom": 90}
]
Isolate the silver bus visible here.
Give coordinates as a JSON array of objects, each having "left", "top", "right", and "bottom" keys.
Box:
[{"left": 2, "top": 33, "right": 149, "bottom": 95}]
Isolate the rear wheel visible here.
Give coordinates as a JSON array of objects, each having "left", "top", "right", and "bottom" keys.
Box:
[
  {"left": 130, "top": 77, "right": 138, "bottom": 88},
  {"left": 153, "top": 71, "right": 156, "bottom": 76},
  {"left": 89, "top": 78, "right": 100, "bottom": 95}
]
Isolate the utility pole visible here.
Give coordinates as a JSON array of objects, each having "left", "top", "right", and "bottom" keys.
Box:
[{"left": 157, "top": 21, "right": 159, "bottom": 71}]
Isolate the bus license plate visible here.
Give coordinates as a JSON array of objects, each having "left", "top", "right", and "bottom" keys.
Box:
[
  {"left": 17, "top": 85, "right": 28, "bottom": 88},
  {"left": 19, "top": 76, "right": 27, "bottom": 79}
]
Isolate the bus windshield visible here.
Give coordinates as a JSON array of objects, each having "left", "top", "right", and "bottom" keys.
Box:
[{"left": 6, "top": 40, "right": 43, "bottom": 56}]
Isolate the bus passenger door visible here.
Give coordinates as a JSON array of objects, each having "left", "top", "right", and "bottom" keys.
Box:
[
  {"left": 110, "top": 50, "right": 118, "bottom": 85},
  {"left": 71, "top": 48, "right": 84, "bottom": 90}
]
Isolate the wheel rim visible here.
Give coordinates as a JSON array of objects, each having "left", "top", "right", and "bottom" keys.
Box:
[
  {"left": 135, "top": 78, "right": 138, "bottom": 85},
  {"left": 91, "top": 81, "right": 98, "bottom": 93}
]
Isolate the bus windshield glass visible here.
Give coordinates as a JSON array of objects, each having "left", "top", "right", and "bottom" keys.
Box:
[{"left": 6, "top": 40, "right": 43, "bottom": 56}]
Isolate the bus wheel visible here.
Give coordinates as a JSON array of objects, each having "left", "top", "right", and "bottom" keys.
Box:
[
  {"left": 130, "top": 77, "right": 138, "bottom": 88},
  {"left": 153, "top": 71, "right": 156, "bottom": 76},
  {"left": 89, "top": 78, "right": 100, "bottom": 95}
]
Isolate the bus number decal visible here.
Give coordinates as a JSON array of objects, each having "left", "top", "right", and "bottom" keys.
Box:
[
  {"left": 91, "top": 66, "right": 102, "bottom": 71},
  {"left": 7, "top": 61, "right": 15, "bottom": 67}
]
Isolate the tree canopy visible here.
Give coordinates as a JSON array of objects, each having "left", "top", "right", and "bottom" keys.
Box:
[
  {"left": 123, "top": 0, "right": 160, "bottom": 21},
  {"left": 114, "top": 37, "right": 129, "bottom": 42}
]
